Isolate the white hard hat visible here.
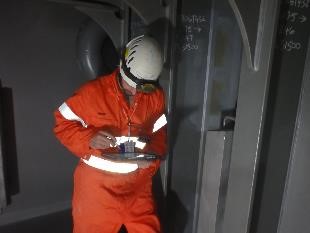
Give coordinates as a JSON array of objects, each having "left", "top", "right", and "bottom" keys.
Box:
[{"left": 120, "top": 35, "right": 163, "bottom": 88}]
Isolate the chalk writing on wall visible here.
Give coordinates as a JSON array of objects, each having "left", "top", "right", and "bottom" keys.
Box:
[
  {"left": 280, "top": 0, "right": 309, "bottom": 52},
  {"left": 288, "top": 0, "right": 310, "bottom": 8},
  {"left": 181, "top": 14, "right": 208, "bottom": 52}
]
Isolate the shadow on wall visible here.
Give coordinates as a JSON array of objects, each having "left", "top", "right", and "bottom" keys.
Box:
[
  {"left": 166, "top": 190, "right": 188, "bottom": 233},
  {"left": 1, "top": 86, "right": 19, "bottom": 203},
  {"left": 153, "top": 170, "right": 189, "bottom": 233},
  {"left": 0, "top": 209, "right": 72, "bottom": 233}
]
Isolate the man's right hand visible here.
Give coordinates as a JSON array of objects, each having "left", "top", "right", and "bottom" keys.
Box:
[{"left": 90, "top": 131, "right": 117, "bottom": 149}]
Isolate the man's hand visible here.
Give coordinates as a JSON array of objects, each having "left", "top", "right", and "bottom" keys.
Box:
[{"left": 90, "top": 131, "right": 117, "bottom": 149}]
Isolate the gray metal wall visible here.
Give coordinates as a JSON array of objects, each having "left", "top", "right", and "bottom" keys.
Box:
[
  {"left": 277, "top": 38, "right": 310, "bottom": 233},
  {"left": 222, "top": 0, "right": 281, "bottom": 232},
  {"left": 0, "top": 1, "right": 309, "bottom": 233},
  {"left": 167, "top": 0, "right": 212, "bottom": 231},
  {"left": 0, "top": 0, "right": 89, "bottom": 225},
  {"left": 250, "top": 2, "right": 310, "bottom": 233}
]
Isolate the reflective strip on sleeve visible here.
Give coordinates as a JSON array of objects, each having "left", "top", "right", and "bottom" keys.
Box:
[
  {"left": 58, "top": 102, "right": 88, "bottom": 128},
  {"left": 82, "top": 155, "right": 138, "bottom": 173},
  {"left": 152, "top": 114, "right": 167, "bottom": 133},
  {"left": 135, "top": 141, "right": 147, "bottom": 150},
  {"left": 115, "top": 136, "right": 146, "bottom": 150}
]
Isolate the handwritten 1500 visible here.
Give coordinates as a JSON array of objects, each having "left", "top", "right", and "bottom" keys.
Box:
[
  {"left": 182, "top": 43, "right": 199, "bottom": 51},
  {"left": 282, "top": 40, "right": 302, "bottom": 51}
]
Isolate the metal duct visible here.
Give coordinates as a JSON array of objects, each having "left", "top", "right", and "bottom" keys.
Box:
[{"left": 76, "top": 19, "right": 119, "bottom": 79}]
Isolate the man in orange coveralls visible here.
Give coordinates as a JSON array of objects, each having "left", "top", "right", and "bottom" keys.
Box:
[{"left": 54, "top": 35, "right": 167, "bottom": 233}]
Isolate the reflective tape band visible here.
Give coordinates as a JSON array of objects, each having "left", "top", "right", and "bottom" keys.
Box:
[
  {"left": 82, "top": 155, "right": 138, "bottom": 173},
  {"left": 152, "top": 114, "right": 167, "bottom": 133},
  {"left": 115, "top": 136, "right": 146, "bottom": 149},
  {"left": 58, "top": 102, "right": 88, "bottom": 128},
  {"left": 135, "top": 141, "right": 147, "bottom": 150}
]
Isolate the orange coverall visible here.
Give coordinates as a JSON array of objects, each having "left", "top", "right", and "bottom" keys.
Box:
[{"left": 53, "top": 69, "right": 167, "bottom": 233}]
